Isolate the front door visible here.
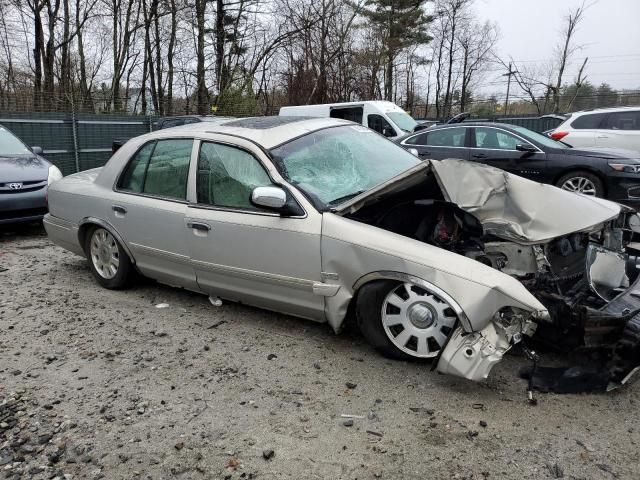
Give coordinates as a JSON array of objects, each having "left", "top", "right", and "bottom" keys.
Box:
[
  {"left": 110, "top": 138, "right": 198, "bottom": 290},
  {"left": 185, "top": 139, "right": 325, "bottom": 321},
  {"left": 469, "top": 126, "right": 547, "bottom": 180}
]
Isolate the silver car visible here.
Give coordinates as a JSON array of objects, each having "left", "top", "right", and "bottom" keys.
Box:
[{"left": 44, "top": 117, "right": 640, "bottom": 388}]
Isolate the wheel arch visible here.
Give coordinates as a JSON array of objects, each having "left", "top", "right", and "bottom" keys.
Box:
[
  {"left": 78, "top": 217, "right": 136, "bottom": 264},
  {"left": 350, "top": 271, "right": 472, "bottom": 332}
]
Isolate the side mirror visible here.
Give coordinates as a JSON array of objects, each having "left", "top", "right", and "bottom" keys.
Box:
[
  {"left": 31, "top": 146, "right": 43, "bottom": 155},
  {"left": 413, "top": 124, "right": 428, "bottom": 132},
  {"left": 515, "top": 144, "right": 537, "bottom": 153},
  {"left": 382, "top": 126, "right": 395, "bottom": 137},
  {"left": 251, "top": 186, "right": 287, "bottom": 210},
  {"left": 408, "top": 148, "right": 420, "bottom": 157}
]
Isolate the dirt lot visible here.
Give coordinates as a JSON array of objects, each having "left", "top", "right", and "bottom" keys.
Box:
[{"left": 1, "top": 224, "right": 639, "bottom": 480}]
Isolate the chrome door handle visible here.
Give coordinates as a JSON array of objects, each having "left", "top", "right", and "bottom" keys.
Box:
[
  {"left": 187, "top": 222, "right": 211, "bottom": 231},
  {"left": 597, "top": 135, "right": 609, "bottom": 138},
  {"left": 112, "top": 205, "right": 127, "bottom": 214}
]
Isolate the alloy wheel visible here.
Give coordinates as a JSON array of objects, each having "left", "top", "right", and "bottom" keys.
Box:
[
  {"left": 89, "top": 228, "right": 120, "bottom": 279},
  {"left": 561, "top": 176, "right": 597, "bottom": 196},
  {"left": 381, "top": 283, "right": 458, "bottom": 358}
]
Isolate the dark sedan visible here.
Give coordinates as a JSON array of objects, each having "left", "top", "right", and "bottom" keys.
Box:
[
  {"left": 396, "top": 122, "right": 640, "bottom": 205},
  {"left": 0, "top": 125, "right": 62, "bottom": 224}
]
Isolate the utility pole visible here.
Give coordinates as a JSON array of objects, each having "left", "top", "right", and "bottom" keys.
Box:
[{"left": 503, "top": 62, "right": 518, "bottom": 115}]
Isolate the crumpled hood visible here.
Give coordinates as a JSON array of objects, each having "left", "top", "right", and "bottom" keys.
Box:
[{"left": 430, "top": 159, "right": 622, "bottom": 244}]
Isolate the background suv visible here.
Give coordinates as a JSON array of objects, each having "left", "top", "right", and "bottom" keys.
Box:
[{"left": 551, "top": 107, "right": 640, "bottom": 153}]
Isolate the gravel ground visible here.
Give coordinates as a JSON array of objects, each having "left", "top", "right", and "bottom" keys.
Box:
[{"left": 1, "top": 224, "right": 640, "bottom": 480}]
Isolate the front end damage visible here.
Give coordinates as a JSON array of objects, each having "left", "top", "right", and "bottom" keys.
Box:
[{"left": 338, "top": 159, "right": 640, "bottom": 390}]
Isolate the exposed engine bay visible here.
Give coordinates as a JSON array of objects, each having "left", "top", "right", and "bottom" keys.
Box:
[{"left": 346, "top": 176, "right": 640, "bottom": 392}]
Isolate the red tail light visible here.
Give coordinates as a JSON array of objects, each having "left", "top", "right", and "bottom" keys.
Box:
[{"left": 551, "top": 131, "right": 569, "bottom": 141}]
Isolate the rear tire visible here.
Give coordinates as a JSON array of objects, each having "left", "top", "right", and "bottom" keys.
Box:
[
  {"left": 85, "top": 226, "right": 134, "bottom": 289},
  {"left": 355, "top": 280, "right": 458, "bottom": 361},
  {"left": 556, "top": 170, "right": 604, "bottom": 197}
]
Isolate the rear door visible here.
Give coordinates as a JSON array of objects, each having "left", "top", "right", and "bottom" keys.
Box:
[
  {"left": 111, "top": 138, "right": 198, "bottom": 290},
  {"left": 563, "top": 112, "right": 607, "bottom": 147},
  {"left": 469, "top": 126, "right": 547, "bottom": 180},
  {"left": 596, "top": 110, "right": 640, "bottom": 152},
  {"left": 400, "top": 126, "right": 470, "bottom": 161}
]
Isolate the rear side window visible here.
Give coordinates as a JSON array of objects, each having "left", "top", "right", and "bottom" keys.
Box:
[
  {"left": 118, "top": 139, "right": 193, "bottom": 200},
  {"left": 404, "top": 132, "right": 429, "bottom": 145},
  {"left": 118, "top": 142, "right": 155, "bottom": 193},
  {"left": 603, "top": 111, "right": 640, "bottom": 130},
  {"left": 423, "top": 127, "right": 466, "bottom": 147},
  {"left": 570, "top": 113, "right": 607, "bottom": 129},
  {"left": 161, "top": 118, "right": 185, "bottom": 129},
  {"left": 330, "top": 106, "right": 363, "bottom": 124}
]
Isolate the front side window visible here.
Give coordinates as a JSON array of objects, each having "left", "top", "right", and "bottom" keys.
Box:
[
  {"left": 270, "top": 125, "right": 420, "bottom": 208},
  {"left": 474, "top": 127, "right": 522, "bottom": 150},
  {"left": 513, "top": 126, "right": 566, "bottom": 149},
  {"left": 118, "top": 139, "right": 193, "bottom": 200},
  {"left": 367, "top": 114, "right": 395, "bottom": 137},
  {"left": 197, "top": 142, "right": 274, "bottom": 209},
  {"left": 425, "top": 127, "right": 466, "bottom": 147},
  {"left": 604, "top": 111, "right": 640, "bottom": 130}
]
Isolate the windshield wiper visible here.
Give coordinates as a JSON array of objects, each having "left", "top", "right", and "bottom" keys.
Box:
[{"left": 328, "top": 190, "right": 367, "bottom": 207}]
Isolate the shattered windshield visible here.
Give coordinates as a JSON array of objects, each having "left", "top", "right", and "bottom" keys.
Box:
[{"left": 270, "top": 125, "right": 420, "bottom": 208}]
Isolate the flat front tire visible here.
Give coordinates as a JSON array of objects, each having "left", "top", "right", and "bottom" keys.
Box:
[
  {"left": 356, "top": 280, "right": 458, "bottom": 361},
  {"left": 85, "top": 226, "right": 134, "bottom": 289}
]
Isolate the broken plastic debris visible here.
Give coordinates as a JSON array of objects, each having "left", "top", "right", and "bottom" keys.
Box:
[
  {"left": 209, "top": 297, "right": 223, "bottom": 307},
  {"left": 155, "top": 303, "right": 169, "bottom": 309},
  {"left": 340, "top": 414, "right": 365, "bottom": 419}
]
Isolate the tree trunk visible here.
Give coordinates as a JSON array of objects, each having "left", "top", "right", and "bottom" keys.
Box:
[
  {"left": 195, "top": 0, "right": 208, "bottom": 114},
  {"left": 165, "top": 0, "right": 177, "bottom": 115},
  {"left": 33, "top": 5, "right": 44, "bottom": 110},
  {"left": 215, "top": 0, "right": 226, "bottom": 101}
]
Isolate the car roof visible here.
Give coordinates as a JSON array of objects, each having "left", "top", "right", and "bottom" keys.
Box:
[
  {"left": 147, "top": 116, "right": 354, "bottom": 149},
  {"left": 571, "top": 106, "right": 640, "bottom": 115}
]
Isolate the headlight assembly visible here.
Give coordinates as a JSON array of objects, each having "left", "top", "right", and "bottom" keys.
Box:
[{"left": 47, "top": 165, "right": 63, "bottom": 185}]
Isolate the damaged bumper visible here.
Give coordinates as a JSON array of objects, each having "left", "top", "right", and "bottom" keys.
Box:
[{"left": 437, "top": 309, "right": 539, "bottom": 381}]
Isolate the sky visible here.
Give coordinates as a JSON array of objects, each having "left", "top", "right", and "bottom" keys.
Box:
[{"left": 474, "top": 0, "right": 640, "bottom": 95}]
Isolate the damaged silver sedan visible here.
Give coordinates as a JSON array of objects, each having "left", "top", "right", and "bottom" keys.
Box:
[{"left": 44, "top": 117, "right": 640, "bottom": 390}]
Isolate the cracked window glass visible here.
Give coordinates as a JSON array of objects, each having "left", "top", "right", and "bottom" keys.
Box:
[{"left": 271, "top": 126, "right": 420, "bottom": 207}]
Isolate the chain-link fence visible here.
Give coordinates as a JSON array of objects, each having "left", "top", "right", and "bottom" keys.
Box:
[{"left": 1, "top": 89, "right": 637, "bottom": 174}]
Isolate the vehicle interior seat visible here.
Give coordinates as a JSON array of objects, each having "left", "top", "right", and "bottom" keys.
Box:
[
  {"left": 144, "top": 161, "right": 189, "bottom": 199},
  {"left": 478, "top": 130, "right": 500, "bottom": 149}
]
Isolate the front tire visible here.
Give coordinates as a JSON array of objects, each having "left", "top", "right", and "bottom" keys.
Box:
[
  {"left": 556, "top": 170, "right": 604, "bottom": 197},
  {"left": 85, "top": 226, "right": 134, "bottom": 289},
  {"left": 356, "top": 280, "right": 458, "bottom": 361}
]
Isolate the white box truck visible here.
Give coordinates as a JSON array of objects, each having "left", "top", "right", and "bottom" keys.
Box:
[{"left": 279, "top": 101, "right": 421, "bottom": 139}]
